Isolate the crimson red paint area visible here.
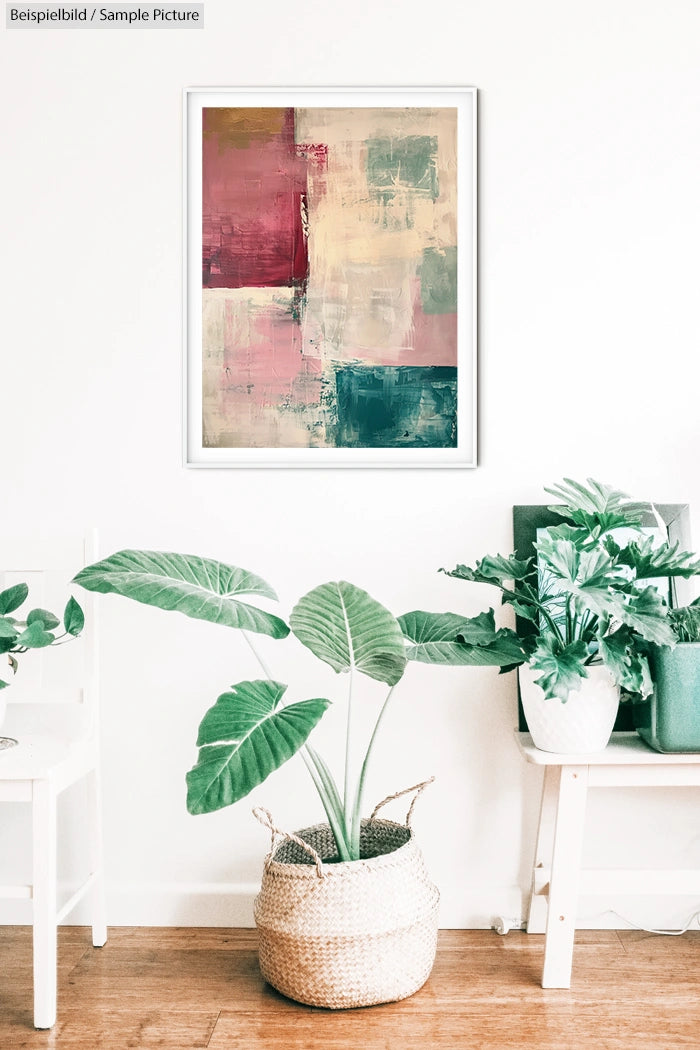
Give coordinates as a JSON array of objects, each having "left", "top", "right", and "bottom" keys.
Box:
[{"left": 202, "top": 107, "right": 309, "bottom": 289}]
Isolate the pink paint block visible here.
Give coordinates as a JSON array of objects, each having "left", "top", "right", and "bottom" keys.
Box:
[{"left": 203, "top": 108, "right": 310, "bottom": 290}]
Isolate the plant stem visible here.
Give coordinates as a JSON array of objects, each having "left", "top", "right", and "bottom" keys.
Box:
[
  {"left": 565, "top": 596, "right": 574, "bottom": 646},
  {"left": 241, "top": 629, "right": 351, "bottom": 859},
  {"left": 300, "top": 748, "right": 352, "bottom": 861},
  {"left": 349, "top": 685, "right": 395, "bottom": 858},
  {"left": 305, "top": 745, "right": 345, "bottom": 817},
  {"left": 343, "top": 665, "right": 354, "bottom": 812},
  {"left": 538, "top": 601, "right": 566, "bottom": 645},
  {"left": 241, "top": 630, "right": 274, "bottom": 680},
  {"left": 504, "top": 586, "right": 566, "bottom": 645}
]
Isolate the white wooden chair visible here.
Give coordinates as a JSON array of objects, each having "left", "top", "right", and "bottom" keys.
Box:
[{"left": 0, "top": 532, "right": 106, "bottom": 1029}]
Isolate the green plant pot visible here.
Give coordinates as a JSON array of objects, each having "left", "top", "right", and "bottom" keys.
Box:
[{"left": 634, "top": 643, "right": 700, "bottom": 753}]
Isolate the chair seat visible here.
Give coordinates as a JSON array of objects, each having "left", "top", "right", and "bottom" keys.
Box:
[{"left": 0, "top": 734, "right": 98, "bottom": 794}]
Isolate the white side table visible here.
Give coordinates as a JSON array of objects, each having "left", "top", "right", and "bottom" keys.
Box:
[{"left": 516, "top": 730, "right": 700, "bottom": 988}]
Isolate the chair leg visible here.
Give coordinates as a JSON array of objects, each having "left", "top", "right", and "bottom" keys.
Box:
[
  {"left": 87, "top": 766, "right": 107, "bottom": 947},
  {"left": 32, "top": 779, "right": 57, "bottom": 1029}
]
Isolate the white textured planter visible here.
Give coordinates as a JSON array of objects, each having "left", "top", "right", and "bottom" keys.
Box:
[{"left": 519, "top": 663, "right": 620, "bottom": 754}]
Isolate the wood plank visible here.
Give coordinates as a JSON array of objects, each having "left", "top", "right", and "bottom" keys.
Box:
[
  {"left": 86, "top": 926, "right": 260, "bottom": 951},
  {"left": 618, "top": 928, "right": 700, "bottom": 957},
  {"left": 209, "top": 1005, "right": 699, "bottom": 1050},
  {"left": 0, "top": 1009, "right": 220, "bottom": 1049},
  {"left": 0, "top": 926, "right": 698, "bottom": 1047}
]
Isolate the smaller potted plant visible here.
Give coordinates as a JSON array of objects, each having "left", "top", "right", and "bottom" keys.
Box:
[
  {"left": 442, "top": 478, "right": 700, "bottom": 754},
  {"left": 634, "top": 600, "right": 700, "bottom": 753},
  {"left": 0, "top": 582, "right": 84, "bottom": 740}
]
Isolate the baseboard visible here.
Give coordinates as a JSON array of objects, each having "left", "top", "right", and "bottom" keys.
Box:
[
  {"left": 97, "top": 881, "right": 527, "bottom": 930},
  {"left": 1, "top": 882, "right": 698, "bottom": 932},
  {"left": 103, "top": 881, "right": 262, "bottom": 927},
  {"left": 0, "top": 881, "right": 261, "bottom": 928}
]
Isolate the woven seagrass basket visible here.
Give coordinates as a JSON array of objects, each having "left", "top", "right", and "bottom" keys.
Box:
[{"left": 253, "top": 779, "right": 440, "bottom": 1010}]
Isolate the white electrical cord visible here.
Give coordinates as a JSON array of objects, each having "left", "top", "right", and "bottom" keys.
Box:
[
  {"left": 604, "top": 908, "right": 700, "bottom": 937},
  {"left": 493, "top": 910, "right": 700, "bottom": 937}
]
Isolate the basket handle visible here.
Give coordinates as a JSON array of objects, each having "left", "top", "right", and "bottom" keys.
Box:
[
  {"left": 369, "top": 776, "right": 435, "bottom": 828},
  {"left": 252, "top": 806, "right": 326, "bottom": 878}
]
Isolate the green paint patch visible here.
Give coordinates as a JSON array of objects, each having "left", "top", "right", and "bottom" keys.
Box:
[
  {"left": 420, "top": 247, "right": 458, "bottom": 315},
  {"left": 366, "top": 136, "right": 439, "bottom": 203}
]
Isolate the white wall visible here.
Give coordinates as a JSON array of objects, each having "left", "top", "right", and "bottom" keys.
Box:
[{"left": 3, "top": 0, "right": 700, "bottom": 929}]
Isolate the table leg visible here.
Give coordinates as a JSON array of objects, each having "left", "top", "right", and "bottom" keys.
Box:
[
  {"left": 527, "top": 765, "right": 559, "bottom": 934},
  {"left": 542, "top": 764, "right": 589, "bottom": 989}
]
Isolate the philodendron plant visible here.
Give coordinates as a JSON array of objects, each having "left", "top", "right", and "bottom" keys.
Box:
[
  {"left": 73, "top": 551, "right": 525, "bottom": 861},
  {"left": 0, "top": 583, "right": 84, "bottom": 689},
  {"left": 443, "top": 478, "right": 700, "bottom": 703}
]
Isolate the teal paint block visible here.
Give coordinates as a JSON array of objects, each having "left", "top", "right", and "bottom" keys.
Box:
[
  {"left": 634, "top": 644, "right": 700, "bottom": 752},
  {"left": 333, "top": 365, "right": 457, "bottom": 449},
  {"left": 419, "top": 247, "right": 458, "bottom": 315},
  {"left": 366, "top": 135, "right": 439, "bottom": 203}
]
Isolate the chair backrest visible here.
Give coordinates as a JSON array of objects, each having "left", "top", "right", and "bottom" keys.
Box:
[{"left": 0, "top": 531, "right": 98, "bottom": 740}]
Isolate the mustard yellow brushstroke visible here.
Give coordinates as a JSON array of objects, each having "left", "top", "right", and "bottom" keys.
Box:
[{"left": 203, "top": 107, "right": 288, "bottom": 149}]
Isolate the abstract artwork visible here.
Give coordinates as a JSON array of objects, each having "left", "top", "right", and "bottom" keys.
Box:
[{"left": 185, "top": 89, "right": 476, "bottom": 467}]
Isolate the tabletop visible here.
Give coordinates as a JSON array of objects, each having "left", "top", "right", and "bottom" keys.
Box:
[{"left": 515, "top": 731, "right": 700, "bottom": 766}]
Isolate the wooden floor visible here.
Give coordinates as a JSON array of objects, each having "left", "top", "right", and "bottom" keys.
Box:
[{"left": 1, "top": 926, "right": 698, "bottom": 1048}]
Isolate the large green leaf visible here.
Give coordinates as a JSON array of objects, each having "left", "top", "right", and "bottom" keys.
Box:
[
  {"left": 545, "top": 477, "right": 647, "bottom": 534},
  {"left": 186, "top": 680, "right": 330, "bottom": 814},
  {"left": 617, "top": 586, "right": 676, "bottom": 646},
  {"left": 73, "top": 550, "right": 289, "bottom": 639},
  {"left": 529, "top": 636, "right": 589, "bottom": 701},
  {"left": 290, "top": 581, "right": 407, "bottom": 686},
  {"left": 0, "top": 583, "right": 28, "bottom": 615},
  {"left": 599, "top": 626, "right": 653, "bottom": 697},
  {"left": 536, "top": 539, "right": 625, "bottom": 620},
  {"left": 542, "top": 523, "right": 594, "bottom": 548},
  {"left": 607, "top": 535, "right": 700, "bottom": 581},
  {"left": 441, "top": 554, "right": 533, "bottom": 589},
  {"left": 398, "top": 610, "right": 526, "bottom": 666}
]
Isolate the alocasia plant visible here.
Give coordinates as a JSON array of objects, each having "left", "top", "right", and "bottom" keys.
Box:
[{"left": 73, "top": 551, "right": 525, "bottom": 861}]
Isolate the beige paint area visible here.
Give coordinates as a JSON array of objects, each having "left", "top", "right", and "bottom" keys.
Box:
[{"left": 295, "top": 107, "right": 457, "bottom": 362}]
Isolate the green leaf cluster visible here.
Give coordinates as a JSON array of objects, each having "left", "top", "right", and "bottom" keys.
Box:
[
  {"left": 668, "top": 599, "right": 700, "bottom": 644},
  {"left": 0, "top": 583, "right": 84, "bottom": 689},
  {"left": 73, "top": 549, "right": 521, "bottom": 860},
  {"left": 442, "top": 478, "right": 700, "bottom": 703}
]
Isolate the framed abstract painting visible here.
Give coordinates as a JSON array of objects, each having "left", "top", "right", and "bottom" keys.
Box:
[{"left": 184, "top": 87, "right": 477, "bottom": 467}]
